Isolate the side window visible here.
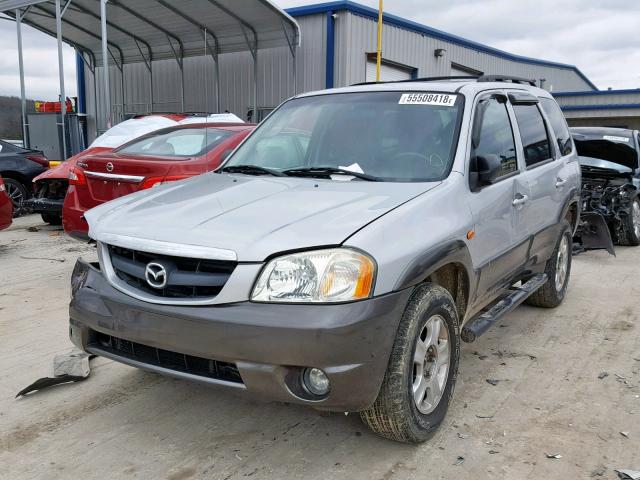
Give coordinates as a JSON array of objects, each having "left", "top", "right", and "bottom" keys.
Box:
[
  {"left": 513, "top": 104, "right": 553, "bottom": 167},
  {"left": 472, "top": 96, "right": 518, "bottom": 178},
  {"left": 539, "top": 97, "right": 572, "bottom": 156}
]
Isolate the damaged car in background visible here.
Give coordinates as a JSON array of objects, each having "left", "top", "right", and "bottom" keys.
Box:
[{"left": 572, "top": 127, "right": 640, "bottom": 253}]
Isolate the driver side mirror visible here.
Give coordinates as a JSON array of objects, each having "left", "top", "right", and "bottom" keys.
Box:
[{"left": 470, "top": 154, "right": 503, "bottom": 190}]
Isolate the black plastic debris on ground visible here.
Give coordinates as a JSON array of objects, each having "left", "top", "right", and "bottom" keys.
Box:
[{"left": 16, "top": 349, "right": 94, "bottom": 398}]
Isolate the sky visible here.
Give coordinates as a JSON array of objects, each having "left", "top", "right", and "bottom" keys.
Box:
[{"left": 1, "top": 0, "right": 639, "bottom": 100}]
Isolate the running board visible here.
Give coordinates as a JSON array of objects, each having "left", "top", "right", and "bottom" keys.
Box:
[{"left": 461, "top": 273, "right": 548, "bottom": 343}]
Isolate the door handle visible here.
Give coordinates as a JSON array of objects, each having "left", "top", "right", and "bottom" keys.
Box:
[
  {"left": 512, "top": 193, "right": 528, "bottom": 207},
  {"left": 555, "top": 178, "right": 567, "bottom": 189}
]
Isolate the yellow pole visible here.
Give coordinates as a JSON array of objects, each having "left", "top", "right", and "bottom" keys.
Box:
[{"left": 376, "top": 0, "right": 383, "bottom": 82}]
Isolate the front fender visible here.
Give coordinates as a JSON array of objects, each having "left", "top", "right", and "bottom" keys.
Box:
[{"left": 393, "top": 239, "right": 475, "bottom": 292}]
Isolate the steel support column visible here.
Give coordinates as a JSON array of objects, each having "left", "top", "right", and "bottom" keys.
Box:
[
  {"left": 100, "top": 0, "right": 111, "bottom": 127},
  {"left": 55, "top": 0, "right": 68, "bottom": 159},
  {"left": 282, "top": 19, "right": 297, "bottom": 96},
  {"left": 214, "top": 52, "right": 220, "bottom": 112},
  {"left": 15, "top": 8, "right": 29, "bottom": 148},
  {"left": 253, "top": 48, "right": 258, "bottom": 122}
]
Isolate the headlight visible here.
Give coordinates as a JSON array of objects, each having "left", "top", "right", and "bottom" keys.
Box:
[{"left": 251, "top": 248, "right": 375, "bottom": 303}]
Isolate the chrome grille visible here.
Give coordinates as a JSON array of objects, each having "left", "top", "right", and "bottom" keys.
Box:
[{"left": 107, "top": 244, "right": 236, "bottom": 300}]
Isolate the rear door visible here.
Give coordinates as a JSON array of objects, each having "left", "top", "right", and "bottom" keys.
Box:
[
  {"left": 466, "top": 92, "right": 530, "bottom": 303},
  {"left": 509, "top": 94, "right": 567, "bottom": 260}
]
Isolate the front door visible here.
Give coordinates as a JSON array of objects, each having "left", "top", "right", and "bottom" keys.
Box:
[{"left": 465, "top": 92, "right": 528, "bottom": 305}]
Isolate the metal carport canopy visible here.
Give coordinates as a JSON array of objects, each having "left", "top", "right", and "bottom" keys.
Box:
[
  {"left": 1, "top": 0, "right": 300, "bottom": 155},
  {"left": 0, "top": 0, "right": 300, "bottom": 62}
]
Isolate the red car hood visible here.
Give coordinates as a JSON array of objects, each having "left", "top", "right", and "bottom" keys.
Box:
[{"left": 33, "top": 147, "right": 113, "bottom": 182}]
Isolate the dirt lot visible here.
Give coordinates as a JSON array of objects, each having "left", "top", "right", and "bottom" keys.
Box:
[{"left": 1, "top": 214, "right": 639, "bottom": 480}]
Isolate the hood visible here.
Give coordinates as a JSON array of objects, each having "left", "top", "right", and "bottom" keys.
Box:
[
  {"left": 33, "top": 147, "right": 112, "bottom": 182},
  {"left": 579, "top": 156, "right": 633, "bottom": 178},
  {"left": 573, "top": 134, "right": 639, "bottom": 171},
  {"left": 86, "top": 173, "right": 439, "bottom": 261}
]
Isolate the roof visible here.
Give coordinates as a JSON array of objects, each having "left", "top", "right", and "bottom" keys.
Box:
[
  {"left": 1, "top": 0, "right": 300, "bottom": 64},
  {"left": 296, "top": 79, "right": 552, "bottom": 99},
  {"left": 286, "top": 1, "right": 597, "bottom": 91},
  {"left": 164, "top": 123, "right": 255, "bottom": 131}
]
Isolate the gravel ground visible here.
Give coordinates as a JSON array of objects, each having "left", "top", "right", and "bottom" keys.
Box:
[{"left": 1, "top": 214, "right": 639, "bottom": 480}]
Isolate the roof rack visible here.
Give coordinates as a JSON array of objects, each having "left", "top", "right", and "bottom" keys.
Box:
[
  {"left": 352, "top": 74, "right": 537, "bottom": 87},
  {"left": 352, "top": 75, "right": 478, "bottom": 86},
  {"left": 477, "top": 75, "right": 536, "bottom": 86}
]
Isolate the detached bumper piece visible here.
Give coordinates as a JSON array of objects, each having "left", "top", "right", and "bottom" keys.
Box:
[
  {"left": 461, "top": 274, "right": 548, "bottom": 343},
  {"left": 574, "top": 212, "right": 616, "bottom": 256},
  {"left": 88, "top": 330, "right": 243, "bottom": 385},
  {"left": 22, "top": 197, "right": 64, "bottom": 214}
]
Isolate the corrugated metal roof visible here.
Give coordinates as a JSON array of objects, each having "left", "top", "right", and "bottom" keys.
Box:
[
  {"left": 1, "top": 0, "right": 300, "bottom": 64},
  {"left": 287, "top": 0, "right": 597, "bottom": 91}
]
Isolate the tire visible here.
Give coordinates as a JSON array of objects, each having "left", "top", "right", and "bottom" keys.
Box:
[
  {"left": 41, "top": 213, "right": 63, "bottom": 225},
  {"left": 3, "top": 178, "right": 29, "bottom": 214},
  {"left": 360, "top": 283, "right": 460, "bottom": 443},
  {"left": 618, "top": 197, "right": 640, "bottom": 246},
  {"left": 526, "top": 221, "right": 572, "bottom": 308}
]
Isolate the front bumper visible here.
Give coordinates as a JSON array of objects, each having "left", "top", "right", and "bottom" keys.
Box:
[{"left": 69, "top": 259, "right": 412, "bottom": 411}]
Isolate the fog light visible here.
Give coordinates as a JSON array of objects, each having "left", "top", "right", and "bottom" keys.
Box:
[{"left": 303, "top": 367, "right": 330, "bottom": 396}]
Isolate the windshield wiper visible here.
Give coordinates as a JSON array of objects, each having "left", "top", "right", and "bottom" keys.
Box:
[
  {"left": 218, "top": 165, "right": 286, "bottom": 177},
  {"left": 283, "top": 167, "right": 380, "bottom": 182}
]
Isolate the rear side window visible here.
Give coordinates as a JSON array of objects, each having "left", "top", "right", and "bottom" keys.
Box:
[
  {"left": 472, "top": 96, "right": 518, "bottom": 178},
  {"left": 513, "top": 104, "right": 552, "bottom": 167},
  {"left": 539, "top": 97, "right": 572, "bottom": 156}
]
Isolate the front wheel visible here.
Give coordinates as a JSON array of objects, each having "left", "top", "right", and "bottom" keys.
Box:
[
  {"left": 360, "top": 283, "right": 460, "bottom": 443},
  {"left": 526, "top": 221, "right": 572, "bottom": 308},
  {"left": 618, "top": 197, "right": 640, "bottom": 246}
]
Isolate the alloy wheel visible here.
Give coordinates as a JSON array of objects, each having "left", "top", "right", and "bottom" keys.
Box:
[
  {"left": 412, "top": 314, "right": 450, "bottom": 415},
  {"left": 555, "top": 235, "right": 569, "bottom": 291},
  {"left": 633, "top": 200, "right": 640, "bottom": 238},
  {"left": 5, "top": 180, "right": 25, "bottom": 207}
]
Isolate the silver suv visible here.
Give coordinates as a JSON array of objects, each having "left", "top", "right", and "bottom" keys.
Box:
[{"left": 69, "top": 76, "right": 580, "bottom": 443}]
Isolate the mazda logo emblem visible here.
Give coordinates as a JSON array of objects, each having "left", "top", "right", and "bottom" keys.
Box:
[
  {"left": 145, "top": 262, "right": 168, "bottom": 289},
  {"left": 106, "top": 162, "right": 114, "bottom": 172}
]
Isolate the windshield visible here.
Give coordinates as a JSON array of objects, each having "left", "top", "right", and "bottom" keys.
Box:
[
  {"left": 224, "top": 91, "right": 463, "bottom": 182},
  {"left": 116, "top": 128, "right": 232, "bottom": 158}
]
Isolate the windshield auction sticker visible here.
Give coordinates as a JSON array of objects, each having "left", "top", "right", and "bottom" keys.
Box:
[
  {"left": 603, "top": 135, "right": 630, "bottom": 142},
  {"left": 399, "top": 93, "right": 457, "bottom": 106}
]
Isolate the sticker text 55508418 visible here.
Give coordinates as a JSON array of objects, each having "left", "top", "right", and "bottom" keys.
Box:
[{"left": 399, "top": 93, "right": 457, "bottom": 106}]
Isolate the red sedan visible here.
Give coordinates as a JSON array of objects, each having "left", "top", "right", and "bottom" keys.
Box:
[
  {"left": 63, "top": 123, "right": 254, "bottom": 238},
  {"left": 0, "top": 176, "right": 14, "bottom": 231}
]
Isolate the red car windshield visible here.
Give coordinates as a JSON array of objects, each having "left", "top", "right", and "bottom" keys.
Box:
[{"left": 116, "top": 128, "right": 233, "bottom": 158}]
